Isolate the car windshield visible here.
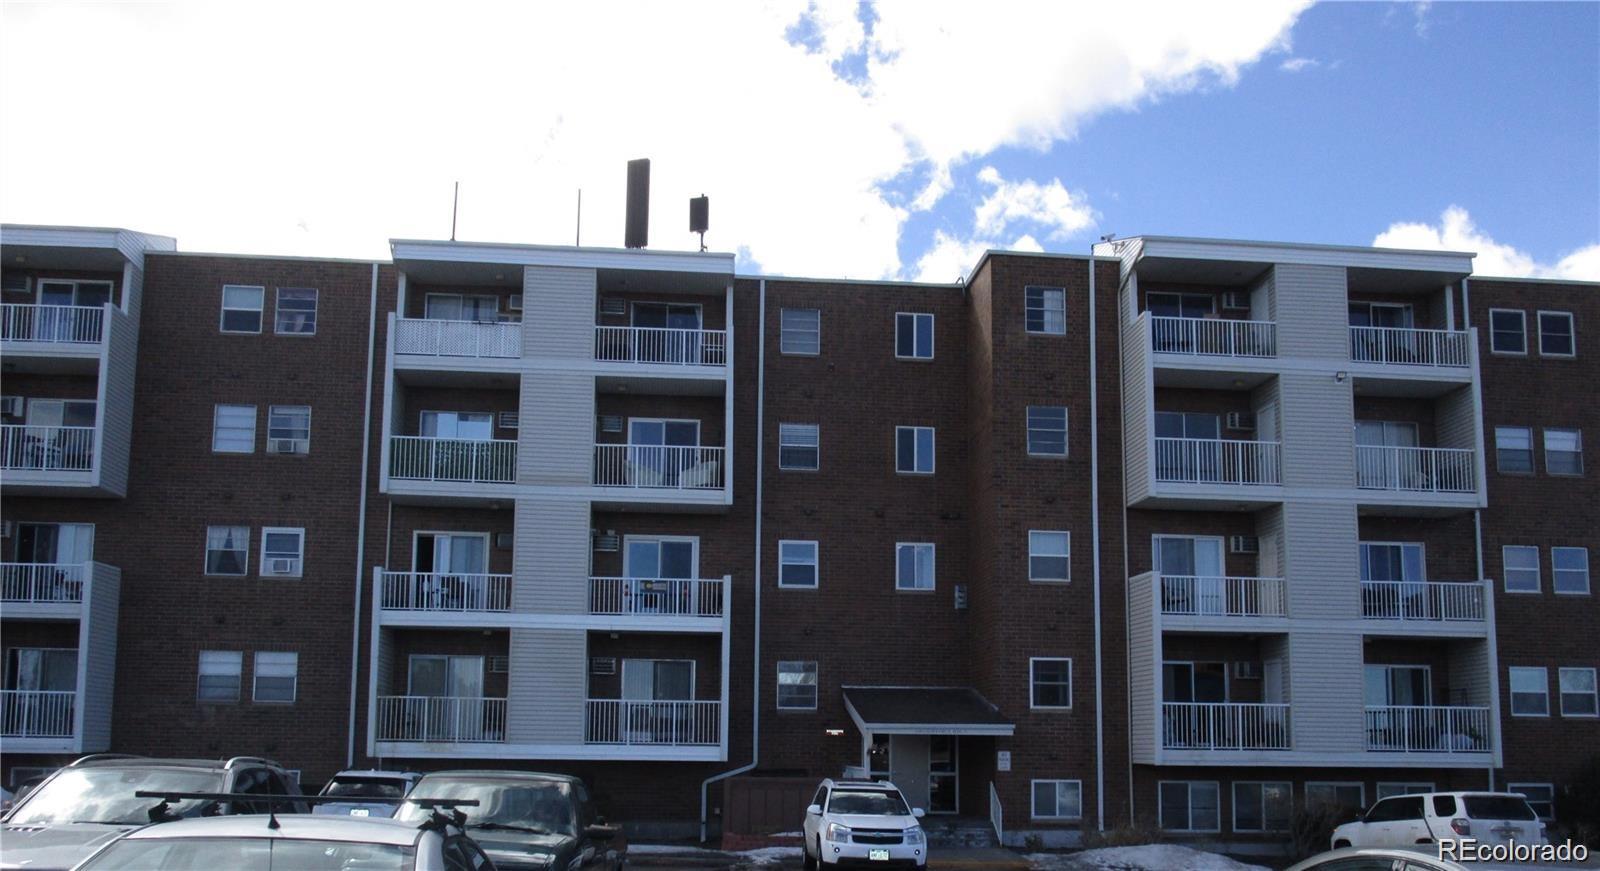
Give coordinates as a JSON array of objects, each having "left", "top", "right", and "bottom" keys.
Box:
[
  {"left": 7, "top": 768, "right": 225, "bottom": 826},
  {"left": 394, "top": 777, "right": 574, "bottom": 836},
  {"left": 76, "top": 837, "right": 415, "bottom": 870},
  {"left": 827, "top": 790, "right": 910, "bottom": 816},
  {"left": 1463, "top": 796, "right": 1538, "bottom": 820},
  {"left": 321, "top": 778, "right": 409, "bottom": 800}
]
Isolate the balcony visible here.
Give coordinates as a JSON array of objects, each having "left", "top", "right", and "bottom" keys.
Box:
[
  {"left": 389, "top": 436, "right": 517, "bottom": 484},
  {"left": 584, "top": 699, "right": 721, "bottom": 747},
  {"left": 1154, "top": 437, "right": 1281, "bottom": 486},
  {"left": 375, "top": 695, "right": 507, "bottom": 744},
  {"left": 393, "top": 317, "right": 521, "bottom": 359},
  {"left": 1158, "top": 575, "right": 1287, "bottom": 620},
  {"left": 0, "top": 304, "right": 106, "bottom": 346},
  {"left": 1, "top": 562, "right": 88, "bottom": 605},
  {"left": 0, "top": 690, "right": 75, "bottom": 740},
  {"left": 593, "top": 444, "right": 725, "bottom": 490},
  {"left": 1161, "top": 702, "right": 1290, "bottom": 751},
  {"left": 1, "top": 425, "right": 96, "bottom": 473},
  {"left": 588, "top": 577, "right": 726, "bottom": 619},
  {"left": 1360, "top": 580, "right": 1487, "bottom": 624},
  {"left": 1365, "top": 705, "right": 1491, "bottom": 753},
  {"left": 380, "top": 571, "right": 512, "bottom": 613},
  {"left": 1355, "top": 445, "right": 1475, "bottom": 494},
  {"left": 1349, "top": 326, "right": 1470, "bottom": 368},
  {"left": 1151, "top": 316, "right": 1276, "bottom": 359},
  {"left": 594, "top": 326, "right": 727, "bottom": 367}
]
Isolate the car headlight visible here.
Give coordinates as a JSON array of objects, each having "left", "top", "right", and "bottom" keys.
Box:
[
  {"left": 825, "top": 822, "right": 852, "bottom": 842},
  {"left": 903, "top": 826, "right": 925, "bottom": 845}
]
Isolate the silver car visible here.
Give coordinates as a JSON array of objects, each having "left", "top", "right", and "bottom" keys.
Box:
[{"left": 314, "top": 769, "right": 423, "bottom": 818}]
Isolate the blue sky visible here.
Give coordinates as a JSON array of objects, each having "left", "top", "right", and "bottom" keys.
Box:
[{"left": 1, "top": 1, "right": 1595, "bottom": 280}]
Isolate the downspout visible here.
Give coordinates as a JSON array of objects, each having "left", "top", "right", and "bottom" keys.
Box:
[
  {"left": 347, "top": 263, "right": 379, "bottom": 767},
  {"left": 1087, "top": 248, "right": 1106, "bottom": 831},
  {"left": 701, "top": 279, "right": 764, "bottom": 842}
]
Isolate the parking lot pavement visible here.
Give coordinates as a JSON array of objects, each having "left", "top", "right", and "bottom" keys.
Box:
[{"left": 626, "top": 845, "right": 1031, "bottom": 869}]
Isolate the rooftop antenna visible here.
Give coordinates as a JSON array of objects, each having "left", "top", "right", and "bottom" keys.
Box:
[
  {"left": 576, "top": 188, "right": 582, "bottom": 247},
  {"left": 451, "top": 181, "right": 460, "bottom": 242}
]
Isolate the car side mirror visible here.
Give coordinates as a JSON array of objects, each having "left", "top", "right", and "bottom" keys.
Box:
[
  {"left": 912, "top": 808, "right": 925, "bottom": 818},
  {"left": 585, "top": 823, "right": 618, "bottom": 841},
  {"left": 806, "top": 804, "right": 822, "bottom": 816}
]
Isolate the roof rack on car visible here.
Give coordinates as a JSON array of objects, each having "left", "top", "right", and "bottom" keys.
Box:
[
  {"left": 132, "top": 791, "right": 479, "bottom": 831},
  {"left": 406, "top": 798, "right": 482, "bottom": 832},
  {"left": 69, "top": 754, "right": 147, "bottom": 766}
]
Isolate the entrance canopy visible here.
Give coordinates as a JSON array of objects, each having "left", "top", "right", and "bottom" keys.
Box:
[{"left": 842, "top": 686, "right": 1014, "bottom": 736}]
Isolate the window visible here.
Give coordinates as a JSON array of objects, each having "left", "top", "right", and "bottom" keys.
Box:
[
  {"left": 1544, "top": 428, "right": 1583, "bottom": 475},
  {"left": 1509, "top": 784, "right": 1555, "bottom": 820},
  {"left": 1553, "top": 547, "right": 1590, "bottom": 595},
  {"left": 776, "top": 660, "right": 818, "bottom": 710},
  {"left": 253, "top": 652, "right": 298, "bottom": 703},
  {"left": 1538, "top": 311, "right": 1576, "bottom": 357},
  {"left": 1495, "top": 426, "right": 1533, "bottom": 473},
  {"left": 1158, "top": 781, "right": 1219, "bottom": 832},
  {"left": 1559, "top": 667, "right": 1598, "bottom": 717},
  {"left": 1233, "top": 782, "right": 1292, "bottom": 833},
  {"left": 260, "top": 528, "right": 305, "bottom": 577},
  {"left": 895, "top": 543, "right": 935, "bottom": 591},
  {"left": 1502, "top": 546, "right": 1540, "bottom": 594},
  {"left": 1305, "top": 783, "right": 1365, "bottom": 814},
  {"left": 267, "top": 405, "right": 311, "bottom": 455},
  {"left": 212, "top": 404, "right": 256, "bottom": 453},
  {"left": 781, "top": 308, "right": 820, "bottom": 355},
  {"left": 895, "top": 312, "right": 934, "bottom": 359},
  {"left": 275, "top": 288, "right": 318, "bottom": 335},
  {"left": 1030, "top": 658, "right": 1072, "bottom": 709},
  {"left": 205, "top": 526, "right": 249, "bottom": 576},
  {"left": 1028, "top": 531, "right": 1070, "bottom": 582},
  {"left": 1027, "top": 406, "right": 1068, "bottom": 456},
  {"left": 778, "top": 423, "right": 820, "bottom": 470},
  {"left": 1031, "top": 780, "right": 1082, "bottom": 820},
  {"left": 895, "top": 426, "right": 935, "bottom": 474},
  {"left": 1375, "top": 782, "right": 1434, "bottom": 800},
  {"left": 1509, "top": 666, "right": 1549, "bottom": 716},
  {"left": 198, "top": 650, "right": 243, "bottom": 701},
  {"left": 1489, "top": 309, "right": 1526, "bottom": 354},
  {"left": 220, "top": 285, "right": 265, "bottom": 333},
  {"left": 778, "top": 540, "right": 818, "bottom": 589},
  {"left": 1025, "top": 286, "right": 1066, "bottom": 335}
]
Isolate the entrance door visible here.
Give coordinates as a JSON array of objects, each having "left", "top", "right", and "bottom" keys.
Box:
[
  {"left": 888, "top": 735, "right": 931, "bottom": 812},
  {"left": 1153, "top": 536, "right": 1225, "bottom": 615},
  {"left": 927, "top": 736, "right": 958, "bottom": 814}
]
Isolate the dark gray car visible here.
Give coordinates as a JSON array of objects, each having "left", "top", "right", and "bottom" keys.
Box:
[{"left": 394, "top": 771, "right": 624, "bottom": 870}]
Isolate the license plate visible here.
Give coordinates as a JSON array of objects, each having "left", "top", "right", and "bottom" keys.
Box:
[
  {"left": 350, "top": 808, "right": 370, "bottom": 817},
  {"left": 869, "top": 849, "right": 890, "bottom": 861}
]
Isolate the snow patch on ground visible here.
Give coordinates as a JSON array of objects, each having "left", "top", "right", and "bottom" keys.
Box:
[
  {"left": 1027, "top": 844, "right": 1271, "bottom": 871},
  {"left": 626, "top": 844, "right": 803, "bottom": 866}
]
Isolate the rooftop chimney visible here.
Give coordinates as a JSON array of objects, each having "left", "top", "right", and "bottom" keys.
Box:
[{"left": 624, "top": 159, "right": 650, "bottom": 249}]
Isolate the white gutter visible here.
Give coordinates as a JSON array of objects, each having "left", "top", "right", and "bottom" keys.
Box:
[
  {"left": 701, "top": 279, "right": 764, "bottom": 842},
  {"left": 1087, "top": 246, "right": 1106, "bottom": 830},
  {"left": 347, "top": 262, "right": 379, "bottom": 767}
]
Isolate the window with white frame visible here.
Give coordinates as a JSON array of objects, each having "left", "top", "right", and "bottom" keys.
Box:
[
  {"left": 1158, "top": 781, "right": 1219, "bottom": 832},
  {"left": 1503, "top": 546, "right": 1540, "bottom": 593},
  {"left": 1030, "top": 658, "right": 1072, "bottom": 709},
  {"left": 778, "top": 540, "right": 819, "bottom": 589},
  {"left": 895, "top": 312, "right": 934, "bottom": 359},
  {"left": 1028, "top": 531, "right": 1070, "bottom": 582},
  {"left": 212, "top": 404, "right": 256, "bottom": 453},
  {"left": 895, "top": 543, "right": 935, "bottom": 591},
  {"left": 267, "top": 405, "right": 311, "bottom": 455},
  {"left": 1027, "top": 406, "right": 1068, "bottom": 456},
  {"left": 1375, "top": 782, "right": 1434, "bottom": 800},
  {"left": 220, "top": 285, "right": 265, "bottom": 333},
  {"left": 1489, "top": 309, "right": 1526, "bottom": 354},
  {"left": 1508, "top": 783, "right": 1556, "bottom": 820},
  {"left": 1509, "top": 666, "right": 1549, "bottom": 716},
  {"left": 1544, "top": 428, "right": 1583, "bottom": 475},
  {"left": 275, "top": 288, "right": 318, "bottom": 335},
  {"left": 1305, "top": 783, "right": 1365, "bottom": 814},
  {"left": 1025, "top": 286, "right": 1066, "bottom": 335},
  {"left": 780, "top": 308, "right": 820, "bottom": 355},
  {"left": 1553, "top": 547, "right": 1590, "bottom": 595},
  {"left": 776, "top": 660, "right": 817, "bottom": 709},
  {"left": 895, "top": 426, "right": 935, "bottom": 474},
  {"left": 1031, "top": 780, "right": 1082, "bottom": 820},
  {"left": 198, "top": 650, "right": 243, "bottom": 701},
  {"left": 1233, "top": 782, "right": 1292, "bottom": 832},
  {"left": 205, "top": 526, "right": 250, "bottom": 576},
  {"left": 1559, "top": 667, "right": 1598, "bottom": 717},
  {"left": 779, "top": 423, "right": 820, "bottom": 470},
  {"left": 1495, "top": 426, "right": 1533, "bottom": 474},
  {"left": 253, "top": 652, "right": 298, "bottom": 703},
  {"left": 260, "top": 528, "right": 305, "bottom": 577},
  {"left": 1538, "top": 311, "right": 1576, "bottom": 357}
]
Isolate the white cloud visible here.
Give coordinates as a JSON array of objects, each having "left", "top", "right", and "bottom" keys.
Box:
[
  {"left": 1279, "top": 56, "right": 1319, "bottom": 72},
  {"left": 1373, "top": 206, "right": 1600, "bottom": 280},
  {"left": 972, "top": 167, "right": 1095, "bottom": 241}
]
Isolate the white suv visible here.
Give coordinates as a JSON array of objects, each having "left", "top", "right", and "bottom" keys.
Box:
[
  {"left": 1330, "top": 791, "right": 1548, "bottom": 850},
  {"left": 802, "top": 779, "right": 927, "bottom": 869}
]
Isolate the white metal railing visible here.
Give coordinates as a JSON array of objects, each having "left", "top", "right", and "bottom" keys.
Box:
[
  {"left": 584, "top": 699, "right": 721, "bottom": 746},
  {"left": 593, "top": 444, "right": 725, "bottom": 490},
  {"left": 376, "top": 696, "right": 507, "bottom": 743},
  {"left": 0, "top": 425, "right": 96, "bottom": 471},
  {"left": 1162, "top": 702, "right": 1291, "bottom": 751},
  {"left": 0, "top": 304, "right": 106, "bottom": 344},
  {"left": 380, "top": 571, "right": 512, "bottom": 612},
  {"left": 1365, "top": 705, "right": 1491, "bottom": 753},
  {"left": 595, "top": 326, "right": 727, "bottom": 367},
  {"left": 1350, "top": 326, "right": 1470, "bottom": 368},
  {"left": 1151, "top": 316, "right": 1277, "bottom": 358},
  {"left": 0, "top": 562, "right": 88, "bottom": 604},
  {"left": 589, "top": 577, "right": 726, "bottom": 618},
  {"left": 1159, "top": 575, "right": 1287, "bottom": 618},
  {"left": 389, "top": 436, "right": 516, "bottom": 484},
  {"left": 1355, "top": 445, "right": 1475, "bottom": 493},
  {"left": 0, "top": 690, "right": 76, "bottom": 738},
  {"left": 394, "top": 318, "right": 521, "bottom": 358},
  {"left": 989, "top": 781, "right": 1003, "bottom": 845},
  {"left": 1360, "top": 580, "right": 1486, "bottom": 622},
  {"left": 1153, "top": 437, "right": 1281, "bottom": 485}
]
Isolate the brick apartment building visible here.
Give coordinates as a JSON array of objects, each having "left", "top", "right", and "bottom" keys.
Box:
[{"left": 0, "top": 222, "right": 1594, "bottom": 848}]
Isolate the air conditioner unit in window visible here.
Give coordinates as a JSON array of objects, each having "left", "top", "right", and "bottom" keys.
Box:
[
  {"left": 1225, "top": 411, "right": 1255, "bottom": 431},
  {"left": 1, "top": 520, "right": 13, "bottom": 538},
  {"left": 267, "top": 438, "right": 307, "bottom": 455},
  {"left": 1233, "top": 661, "right": 1264, "bottom": 680},
  {"left": 599, "top": 298, "right": 627, "bottom": 316},
  {"left": 495, "top": 532, "right": 513, "bottom": 550},
  {"left": 1229, "top": 535, "right": 1259, "bottom": 554},
  {"left": 498, "top": 412, "right": 519, "bottom": 430},
  {"left": 592, "top": 530, "right": 620, "bottom": 552},
  {"left": 598, "top": 415, "right": 624, "bottom": 434},
  {"left": 1222, "top": 291, "right": 1251, "bottom": 310},
  {"left": 507, "top": 294, "right": 523, "bottom": 312},
  {"left": 590, "top": 657, "right": 616, "bottom": 675},
  {"left": 0, "top": 396, "right": 21, "bottom": 417},
  {"left": 489, "top": 656, "right": 509, "bottom": 674},
  {"left": 267, "top": 558, "right": 299, "bottom": 575},
  {"left": 0, "top": 273, "right": 29, "bottom": 292},
  {"left": 954, "top": 584, "right": 968, "bottom": 610}
]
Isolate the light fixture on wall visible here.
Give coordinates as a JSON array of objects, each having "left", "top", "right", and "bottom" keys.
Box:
[
  {"left": 1334, "top": 371, "right": 1349, "bottom": 383},
  {"left": 825, "top": 728, "right": 845, "bottom": 736}
]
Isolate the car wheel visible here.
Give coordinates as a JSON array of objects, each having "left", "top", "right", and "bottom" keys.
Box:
[
  {"left": 1333, "top": 840, "right": 1351, "bottom": 849},
  {"left": 802, "top": 837, "right": 818, "bottom": 870}
]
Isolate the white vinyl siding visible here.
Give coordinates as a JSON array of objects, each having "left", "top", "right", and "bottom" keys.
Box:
[
  {"left": 777, "top": 660, "right": 818, "bottom": 710},
  {"left": 274, "top": 288, "right": 318, "bottom": 335},
  {"left": 1030, "top": 657, "right": 1072, "bottom": 709},
  {"left": 1031, "top": 780, "right": 1082, "bottom": 820},
  {"left": 779, "top": 423, "right": 820, "bottom": 470},
  {"left": 1509, "top": 666, "right": 1549, "bottom": 716},
  {"left": 1503, "top": 545, "right": 1540, "bottom": 593},
  {"left": 1158, "top": 781, "right": 1220, "bottom": 832},
  {"left": 1028, "top": 531, "right": 1070, "bottom": 582},
  {"left": 1489, "top": 308, "right": 1526, "bottom": 354},
  {"left": 895, "top": 543, "right": 935, "bottom": 591},
  {"left": 198, "top": 650, "right": 243, "bottom": 701},
  {"left": 253, "top": 652, "right": 298, "bottom": 703},
  {"left": 781, "top": 308, "right": 820, "bottom": 355},
  {"left": 1543, "top": 428, "right": 1583, "bottom": 476},
  {"left": 260, "top": 528, "right": 305, "bottom": 577},
  {"left": 212, "top": 404, "right": 256, "bottom": 453},
  {"left": 1027, "top": 406, "right": 1068, "bottom": 456},
  {"left": 1538, "top": 310, "right": 1575, "bottom": 357},
  {"left": 1553, "top": 547, "right": 1590, "bottom": 595},
  {"left": 778, "top": 540, "right": 819, "bottom": 589},
  {"left": 1026, "top": 286, "right": 1066, "bottom": 334},
  {"left": 1559, "top": 667, "right": 1598, "bottom": 717},
  {"left": 895, "top": 426, "right": 934, "bottom": 474},
  {"left": 220, "top": 285, "right": 265, "bottom": 333},
  {"left": 205, "top": 526, "right": 250, "bottom": 576},
  {"left": 1495, "top": 426, "right": 1533, "bottom": 474},
  {"left": 1233, "top": 782, "right": 1292, "bottom": 832},
  {"left": 895, "top": 312, "right": 934, "bottom": 359}
]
